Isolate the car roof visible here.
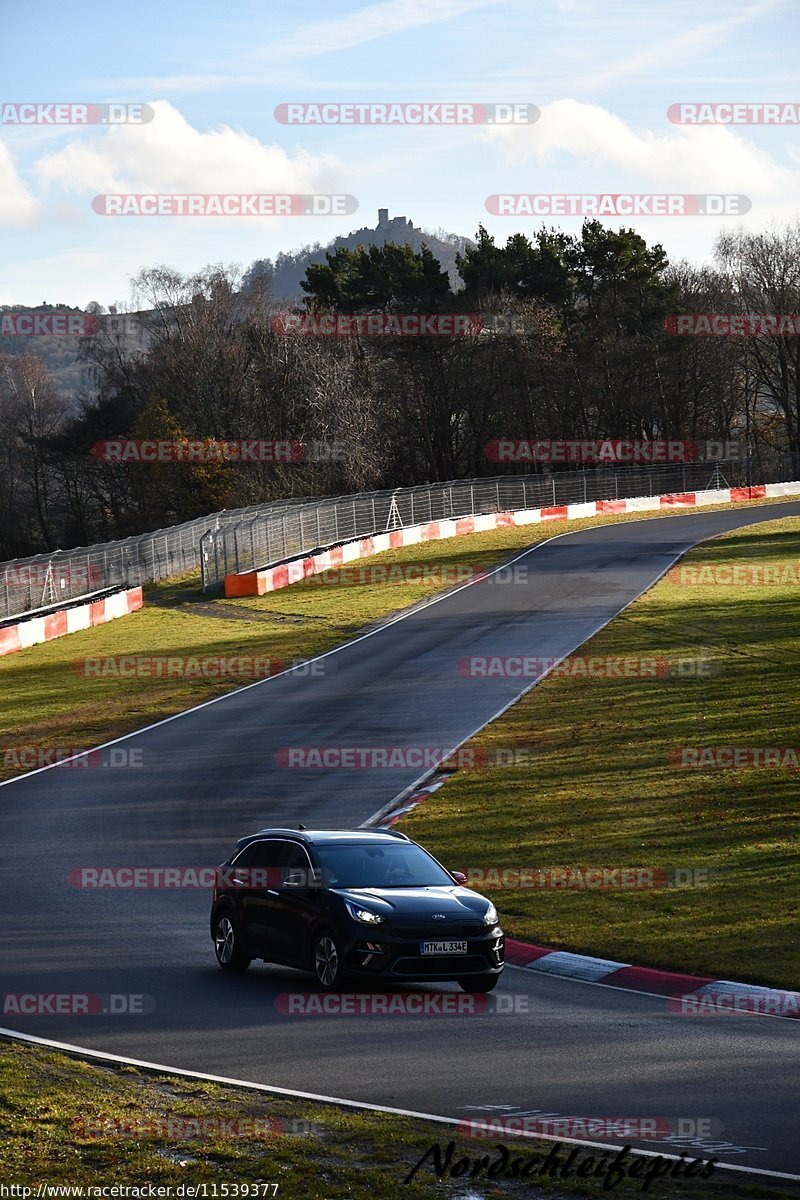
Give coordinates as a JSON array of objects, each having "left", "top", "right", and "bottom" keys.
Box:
[{"left": 233, "top": 827, "right": 411, "bottom": 852}]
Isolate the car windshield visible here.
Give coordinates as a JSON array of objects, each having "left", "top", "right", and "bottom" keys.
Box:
[{"left": 315, "top": 842, "right": 454, "bottom": 889}]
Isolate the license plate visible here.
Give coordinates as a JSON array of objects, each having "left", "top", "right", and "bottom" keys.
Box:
[{"left": 420, "top": 940, "right": 468, "bottom": 955}]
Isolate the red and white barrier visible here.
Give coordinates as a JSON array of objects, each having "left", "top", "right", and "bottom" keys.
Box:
[
  {"left": 0, "top": 587, "right": 143, "bottom": 658},
  {"left": 224, "top": 481, "right": 800, "bottom": 598}
]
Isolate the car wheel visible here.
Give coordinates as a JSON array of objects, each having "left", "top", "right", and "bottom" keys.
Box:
[
  {"left": 458, "top": 974, "right": 499, "bottom": 993},
  {"left": 313, "top": 930, "right": 348, "bottom": 990},
  {"left": 213, "top": 912, "right": 251, "bottom": 971}
]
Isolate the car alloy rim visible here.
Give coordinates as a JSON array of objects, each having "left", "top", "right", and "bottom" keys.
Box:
[
  {"left": 215, "top": 917, "right": 234, "bottom": 964},
  {"left": 315, "top": 936, "right": 338, "bottom": 986}
]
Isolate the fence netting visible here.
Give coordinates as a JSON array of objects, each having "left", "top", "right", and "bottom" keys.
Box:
[{"left": 2, "top": 454, "right": 797, "bottom": 620}]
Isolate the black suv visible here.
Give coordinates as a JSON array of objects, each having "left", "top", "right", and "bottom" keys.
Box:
[{"left": 210, "top": 828, "right": 504, "bottom": 992}]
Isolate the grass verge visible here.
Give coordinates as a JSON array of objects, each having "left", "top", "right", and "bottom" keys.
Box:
[
  {"left": 401, "top": 514, "right": 800, "bottom": 989},
  {"left": 1, "top": 1041, "right": 798, "bottom": 1198}
]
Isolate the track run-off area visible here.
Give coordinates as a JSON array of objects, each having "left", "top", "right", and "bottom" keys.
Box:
[{"left": 2, "top": 500, "right": 799, "bottom": 1177}]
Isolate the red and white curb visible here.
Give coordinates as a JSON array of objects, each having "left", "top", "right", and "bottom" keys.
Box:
[
  {"left": 0, "top": 586, "right": 144, "bottom": 658},
  {"left": 504, "top": 939, "right": 800, "bottom": 1018},
  {"left": 371, "top": 797, "right": 800, "bottom": 1019},
  {"left": 224, "top": 479, "right": 800, "bottom": 598},
  {"left": 382, "top": 776, "right": 453, "bottom": 825}
]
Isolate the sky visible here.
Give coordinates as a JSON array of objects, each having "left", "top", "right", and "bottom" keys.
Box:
[{"left": 1, "top": 0, "right": 798, "bottom": 308}]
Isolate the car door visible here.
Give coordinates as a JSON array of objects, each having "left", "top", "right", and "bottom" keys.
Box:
[
  {"left": 261, "top": 841, "right": 320, "bottom": 966},
  {"left": 238, "top": 839, "right": 286, "bottom": 956}
]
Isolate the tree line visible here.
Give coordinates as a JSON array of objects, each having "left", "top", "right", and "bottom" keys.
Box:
[{"left": 1, "top": 218, "right": 798, "bottom": 560}]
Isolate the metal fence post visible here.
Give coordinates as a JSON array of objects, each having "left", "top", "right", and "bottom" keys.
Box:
[{"left": 200, "top": 531, "right": 211, "bottom": 592}]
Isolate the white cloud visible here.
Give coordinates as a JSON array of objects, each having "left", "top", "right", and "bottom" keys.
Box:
[
  {"left": 0, "top": 143, "right": 39, "bottom": 227},
  {"left": 33, "top": 101, "right": 342, "bottom": 198},
  {"left": 487, "top": 99, "right": 799, "bottom": 197}
]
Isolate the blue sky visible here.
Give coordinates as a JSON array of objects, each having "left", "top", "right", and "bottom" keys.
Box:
[{"left": 1, "top": 0, "right": 798, "bottom": 307}]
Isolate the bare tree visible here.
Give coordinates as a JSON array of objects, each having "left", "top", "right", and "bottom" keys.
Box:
[{"left": 715, "top": 222, "right": 800, "bottom": 455}]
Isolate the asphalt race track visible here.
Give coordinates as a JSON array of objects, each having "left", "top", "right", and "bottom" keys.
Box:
[{"left": 2, "top": 502, "right": 799, "bottom": 1176}]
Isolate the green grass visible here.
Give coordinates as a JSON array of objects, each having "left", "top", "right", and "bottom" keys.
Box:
[
  {"left": 0, "top": 494, "right": 793, "bottom": 785},
  {"left": 401, "top": 515, "right": 800, "bottom": 989},
  {"left": 2, "top": 1042, "right": 798, "bottom": 1198}
]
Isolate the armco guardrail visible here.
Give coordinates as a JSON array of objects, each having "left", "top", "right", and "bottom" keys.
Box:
[
  {"left": 0, "top": 496, "right": 312, "bottom": 623},
  {"left": 1, "top": 455, "right": 796, "bottom": 618},
  {"left": 198, "top": 455, "right": 798, "bottom": 592}
]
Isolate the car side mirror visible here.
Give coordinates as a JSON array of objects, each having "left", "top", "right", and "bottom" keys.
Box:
[{"left": 450, "top": 871, "right": 468, "bottom": 886}]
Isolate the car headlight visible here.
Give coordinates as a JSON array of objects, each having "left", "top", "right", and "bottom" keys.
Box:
[
  {"left": 482, "top": 903, "right": 498, "bottom": 926},
  {"left": 345, "top": 900, "right": 385, "bottom": 925}
]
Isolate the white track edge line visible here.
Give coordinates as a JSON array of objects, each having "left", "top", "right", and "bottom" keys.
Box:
[{"left": 1, "top": 1027, "right": 797, "bottom": 1183}]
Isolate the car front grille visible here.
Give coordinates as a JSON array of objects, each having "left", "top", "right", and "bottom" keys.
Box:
[
  {"left": 392, "top": 955, "right": 489, "bottom": 976},
  {"left": 390, "top": 922, "right": 485, "bottom": 940}
]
